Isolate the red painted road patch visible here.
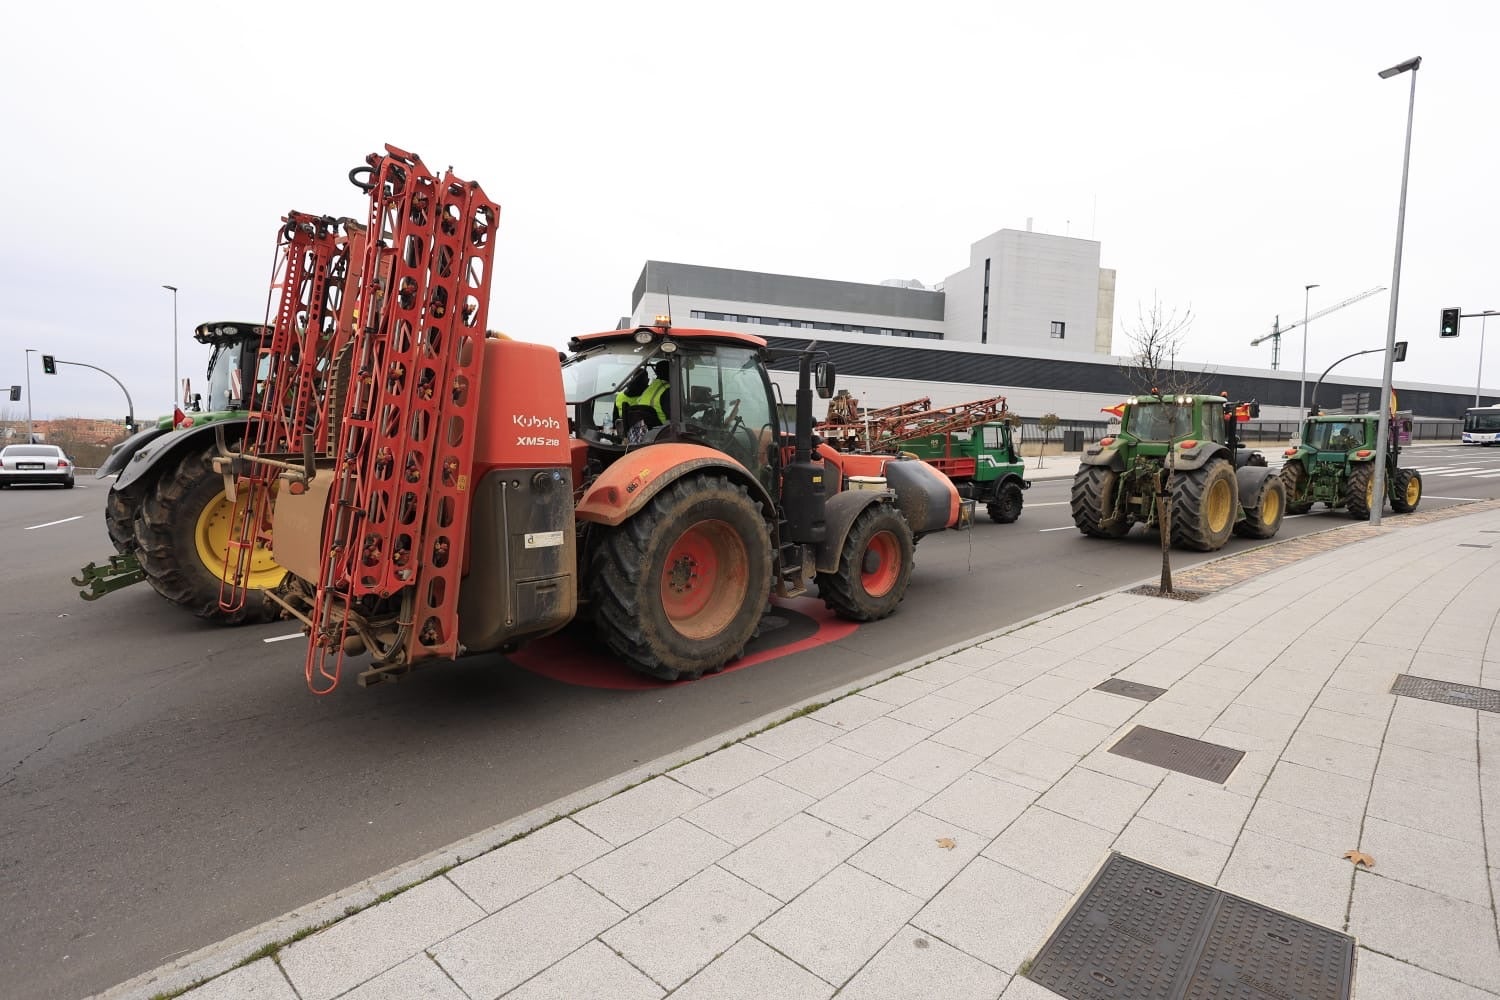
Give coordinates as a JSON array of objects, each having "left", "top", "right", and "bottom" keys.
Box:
[{"left": 509, "top": 596, "right": 858, "bottom": 690}]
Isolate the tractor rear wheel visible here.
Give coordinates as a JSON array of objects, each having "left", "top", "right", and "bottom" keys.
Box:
[
  {"left": 987, "top": 480, "right": 1024, "bottom": 524},
  {"left": 590, "top": 474, "right": 771, "bottom": 682},
  {"left": 1391, "top": 468, "right": 1423, "bottom": 514},
  {"left": 1278, "top": 460, "right": 1314, "bottom": 515},
  {"left": 1233, "top": 473, "right": 1286, "bottom": 539},
  {"left": 1071, "top": 466, "right": 1128, "bottom": 538},
  {"left": 1170, "top": 458, "right": 1238, "bottom": 551},
  {"left": 133, "top": 443, "right": 284, "bottom": 624},
  {"left": 1344, "top": 464, "right": 1376, "bottom": 519},
  {"left": 817, "top": 502, "right": 915, "bottom": 621}
]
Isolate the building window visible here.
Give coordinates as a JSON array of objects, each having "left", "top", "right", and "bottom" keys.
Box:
[
  {"left": 981, "top": 258, "right": 991, "bottom": 345},
  {"left": 723, "top": 314, "right": 738, "bottom": 322},
  {"left": 690, "top": 309, "right": 705, "bottom": 319},
  {"left": 1050, "top": 321, "right": 1066, "bottom": 339}
]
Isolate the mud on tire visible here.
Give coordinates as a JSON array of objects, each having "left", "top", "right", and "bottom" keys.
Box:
[
  {"left": 817, "top": 502, "right": 915, "bottom": 622},
  {"left": 987, "top": 480, "right": 1024, "bottom": 524},
  {"left": 1278, "top": 460, "right": 1314, "bottom": 515},
  {"left": 589, "top": 474, "right": 771, "bottom": 682},
  {"left": 133, "top": 444, "right": 281, "bottom": 624},
  {"left": 1169, "top": 458, "right": 1238, "bottom": 552},
  {"left": 107, "top": 486, "right": 143, "bottom": 554},
  {"left": 1071, "top": 466, "right": 1128, "bottom": 538}
]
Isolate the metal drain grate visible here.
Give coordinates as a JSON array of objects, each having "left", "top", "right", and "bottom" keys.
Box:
[
  {"left": 1028, "top": 854, "right": 1354, "bottom": 1000},
  {"left": 1095, "top": 678, "right": 1168, "bottom": 702},
  {"left": 1391, "top": 673, "right": 1500, "bottom": 713},
  {"left": 1109, "top": 726, "right": 1244, "bottom": 783}
]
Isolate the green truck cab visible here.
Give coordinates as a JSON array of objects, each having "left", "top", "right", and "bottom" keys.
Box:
[{"left": 897, "top": 421, "right": 1029, "bottom": 523}]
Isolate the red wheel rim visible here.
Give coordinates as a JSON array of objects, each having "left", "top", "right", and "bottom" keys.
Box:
[
  {"left": 659, "top": 519, "right": 750, "bottom": 640},
  {"left": 861, "top": 530, "right": 901, "bottom": 598}
]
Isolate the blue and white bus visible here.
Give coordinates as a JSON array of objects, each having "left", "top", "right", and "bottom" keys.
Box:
[{"left": 1463, "top": 405, "right": 1500, "bottom": 445}]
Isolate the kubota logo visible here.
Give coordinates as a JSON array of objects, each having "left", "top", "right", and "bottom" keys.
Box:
[{"left": 514, "top": 414, "right": 562, "bottom": 430}]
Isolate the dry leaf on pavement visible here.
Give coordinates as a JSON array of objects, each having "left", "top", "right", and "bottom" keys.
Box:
[
  {"left": 936, "top": 837, "right": 957, "bottom": 850},
  {"left": 1343, "top": 849, "right": 1375, "bottom": 869}
]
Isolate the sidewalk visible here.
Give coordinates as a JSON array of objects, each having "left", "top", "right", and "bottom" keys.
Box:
[{"left": 105, "top": 500, "right": 1500, "bottom": 1000}]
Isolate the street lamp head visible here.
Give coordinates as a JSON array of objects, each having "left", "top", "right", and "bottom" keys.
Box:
[
  {"left": 1378, "top": 56, "right": 1421, "bottom": 79},
  {"left": 162, "top": 284, "right": 178, "bottom": 292},
  {"left": 1305, "top": 283, "right": 1320, "bottom": 292}
]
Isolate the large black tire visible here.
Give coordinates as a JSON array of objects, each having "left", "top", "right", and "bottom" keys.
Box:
[
  {"left": 1233, "top": 473, "right": 1286, "bottom": 539},
  {"left": 589, "top": 474, "right": 771, "bottom": 682},
  {"left": 1391, "top": 467, "right": 1423, "bottom": 514},
  {"left": 1071, "top": 466, "right": 1128, "bottom": 538},
  {"left": 1279, "top": 460, "right": 1314, "bottom": 515},
  {"left": 987, "top": 480, "right": 1024, "bottom": 524},
  {"left": 1344, "top": 463, "right": 1376, "bottom": 519},
  {"left": 133, "top": 444, "right": 282, "bottom": 624},
  {"left": 107, "top": 486, "right": 142, "bottom": 554},
  {"left": 1170, "top": 458, "right": 1238, "bottom": 552},
  {"left": 817, "top": 502, "right": 915, "bottom": 622}
]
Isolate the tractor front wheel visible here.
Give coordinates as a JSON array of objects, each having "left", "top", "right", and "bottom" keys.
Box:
[
  {"left": 817, "top": 503, "right": 915, "bottom": 622},
  {"left": 590, "top": 474, "right": 771, "bottom": 682},
  {"left": 987, "top": 480, "right": 1024, "bottom": 524},
  {"left": 133, "top": 444, "right": 284, "bottom": 624},
  {"left": 1071, "top": 466, "right": 1128, "bottom": 538},
  {"left": 1170, "top": 458, "right": 1238, "bottom": 552},
  {"left": 1391, "top": 468, "right": 1423, "bottom": 514},
  {"left": 1278, "top": 460, "right": 1314, "bottom": 515},
  {"left": 1344, "top": 464, "right": 1376, "bottom": 519}
]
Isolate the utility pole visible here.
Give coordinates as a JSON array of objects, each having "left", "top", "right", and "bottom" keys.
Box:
[
  {"left": 163, "top": 284, "right": 179, "bottom": 408},
  {"left": 24, "top": 348, "right": 35, "bottom": 442},
  {"left": 1298, "top": 284, "right": 1319, "bottom": 415}
]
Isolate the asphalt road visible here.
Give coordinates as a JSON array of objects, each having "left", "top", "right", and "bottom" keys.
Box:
[{"left": 2, "top": 446, "right": 1496, "bottom": 999}]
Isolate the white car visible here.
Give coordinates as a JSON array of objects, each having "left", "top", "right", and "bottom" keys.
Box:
[{"left": 0, "top": 444, "right": 76, "bottom": 488}]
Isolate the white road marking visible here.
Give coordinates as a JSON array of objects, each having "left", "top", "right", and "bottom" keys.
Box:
[
  {"left": 1039, "top": 526, "right": 1076, "bottom": 532},
  {"left": 24, "top": 515, "right": 84, "bottom": 530},
  {"left": 263, "top": 633, "right": 304, "bottom": 643},
  {"left": 1027, "top": 501, "right": 1071, "bottom": 507},
  {"left": 1426, "top": 496, "right": 1483, "bottom": 501}
]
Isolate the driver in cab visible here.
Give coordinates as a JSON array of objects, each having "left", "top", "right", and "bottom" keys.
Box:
[{"left": 615, "top": 360, "right": 671, "bottom": 444}]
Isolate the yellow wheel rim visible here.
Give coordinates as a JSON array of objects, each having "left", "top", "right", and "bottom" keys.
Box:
[
  {"left": 1206, "top": 477, "right": 1233, "bottom": 533},
  {"left": 1405, "top": 476, "right": 1421, "bottom": 505},
  {"left": 1366, "top": 476, "right": 1375, "bottom": 508},
  {"left": 1261, "top": 485, "right": 1281, "bottom": 525},
  {"left": 194, "top": 488, "right": 286, "bottom": 591}
]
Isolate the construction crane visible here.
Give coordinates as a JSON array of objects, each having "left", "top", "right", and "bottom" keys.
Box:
[{"left": 1250, "top": 286, "right": 1387, "bottom": 369}]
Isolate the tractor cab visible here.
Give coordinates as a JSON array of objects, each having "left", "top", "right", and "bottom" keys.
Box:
[{"left": 193, "top": 322, "right": 270, "bottom": 417}]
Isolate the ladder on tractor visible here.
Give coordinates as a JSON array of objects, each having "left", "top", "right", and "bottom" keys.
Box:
[
  {"left": 221, "top": 144, "right": 500, "bottom": 694},
  {"left": 818, "top": 394, "right": 1010, "bottom": 451}
]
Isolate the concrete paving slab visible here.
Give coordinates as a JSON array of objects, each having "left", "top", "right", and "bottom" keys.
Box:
[
  {"left": 810, "top": 693, "right": 894, "bottom": 731},
  {"left": 848, "top": 811, "right": 984, "bottom": 898},
  {"left": 669, "top": 936, "right": 834, "bottom": 1000},
  {"left": 972, "top": 691, "right": 1058, "bottom": 729},
  {"left": 766, "top": 742, "right": 882, "bottom": 799},
  {"left": 1311, "top": 687, "right": 1394, "bottom": 719},
  {"left": 1281, "top": 730, "right": 1381, "bottom": 781},
  {"left": 743, "top": 716, "right": 842, "bottom": 761},
  {"left": 876, "top": 739, "right": 981, "bottom": 793},
  {"left": 720, "top": 813, "right": 865, "bottom": 903},
  {"left": 1358, "top": 816, "right": 1492, "bottom": 905},
  {"left": 1385, "top": 715, "right": 1480, "bottom": 761},
  {"left": 1391, "top": 693, "right": 1483, "bottom": 732},
  {"left": 806, "top": 771, "right": 931, "bottom": 839},
  {"left": 670, "top": 743, "right": 782, "bottom": 796},
  {"left": 339, "top": 955, "right": 467, "bottom": 1000},
  {"left": 279, "top": 878, "right": 484, "bottom": 1000},
  {"left": 1242, "top": 796, "right": 1363, "bottom": 855},
  {"left": 1160, "top": 679, "right": 1239, "bottom": 712},
  {"left": 1135, "top": 771, "right": 1254, "bottom": 846},
  {"left": 575, "top": 777, "right": 708, "bottom": 848},
  {"left": 682, "top": 776, "right": 813, "bottom": 847},
  {"left": 1378, "top": 741, "right": 1478, "bottom": 794},
  {"left": 980, "top": 806, "right": 1113, "bottom": 892},
  {"left": 1074, "top": 745, "right": 1168, "bottom": 789},
  {"left": 1020, "top": 713, "right": 1113, "bottom": 757},
  {"left": 929, "top": 712, "right": 1032, "bottom": 758},
  {"left": 1216, "top": 830, "right": 1353, "bottom": 930},
  {"left": 1259, "top": 760, "right": 1372, "bottom": 822},
  {"left": 837, "top": 923, "right": 1008, "bottom": 1000},
  {"left": 1352, "top": 947, "right": 1497, "bottom": 1000},
  {"left": 861, "top": 674, "right": 942, "bottom": 708},
  {"left": 833, "top": 715, "right": 933, "bottom": 760},
  {"left": 1111, "top": 815, "right": 1232, "bottom": 885},
  {"left": 755, "top": 864, "right": 924, "bottom": 987},
  {"left": 920, "top": 772, "right": 1036, "bottom": 839},
  {"left": 178, "top": 959, "right": 296, "bottom": 1000},
  {"left": 501, "top": 941, "right": 664, "bottom": 1000},
  {"left": 886, "top": 693, "right": 974, "bottom": 732},
  {"left": 905, "top": 658, "right": 986, "bottom": 686},
  {"left": 931, "top": 674, "right": 1015, "bottom": 709},
  {"left": 448, "top": 818, "right": 613, "bottom": 912},
  {"left": 575, "top": 818, "right": 733, "bottom": 911},
  {"left": 1214, "top": 703, "right": 1303, "bottom": 742},
  {"left": 1035, "top": 765, "right": 1153, "bottom": 834},
  {"left": 1010, "top": 673, "right": 1094, "bottom": 706},
  {"left": 431, "top": 876, "right": 625, "bottom": 1000},
  {"left": 1367, "top": 772, "right": 1485, "bottom": 845},
  {"left": 913, "top": 857, "right": 1070, "bottom": 975},
  {"left": 601, "top": 866, "right": 780, "bottom": 990},
  {"left": 1181, "top": 663, "right": 1257, "bottom": 694},
  {"left": 1349, "top": 870, "right": 1500, "bottom": 994},
  {"left": 1000, "top": 976, "right": 1068, "bottom": 999},
  {"left": 976, "top": 738, "right": 1081, "bottom": 792},
  {"left": 1056, "top": 689, "right": 1144, "bottom": 729}
]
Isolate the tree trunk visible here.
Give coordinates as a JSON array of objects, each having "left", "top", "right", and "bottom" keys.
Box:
[{"left": 1158, "top": 459, "right": 1174, "bottom": 593}]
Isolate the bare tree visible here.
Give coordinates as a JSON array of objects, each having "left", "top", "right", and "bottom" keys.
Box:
[
  {"left": 1037, "top": 413, "right": 1059, "bottom": 469},
  {"left": 1120, "top": 295, "right": 1210, "bottom": 594}
]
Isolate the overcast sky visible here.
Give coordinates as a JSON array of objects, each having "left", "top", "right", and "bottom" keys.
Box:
[{"left": 2, "top": 0, "right": 1494, "bottom": 420}]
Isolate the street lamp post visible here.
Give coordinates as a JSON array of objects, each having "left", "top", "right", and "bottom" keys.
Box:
[
  {"left": 1298, "top": 283, "right": 1319, "bottom": 416},
  {"left": 162, "top": 284, "right": 179, "bottom": 409},
  {"left": 24, "top": 348, "right": 35, "bottom": 443},
  {"left": 1371, "top": 55, "right": 1421, "bottom": 528}
]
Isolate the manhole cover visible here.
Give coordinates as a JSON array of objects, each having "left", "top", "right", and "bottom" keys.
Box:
[
  {"left": 1391, "top": 674, "right": 1500, "bottom": 713},
  {"left": 1095, "top": 678, "right": 1168, "bottom": 702},
  {"left": 1028, "top": 854, "right": 1354, "bottom": 1000},
  {"left": 1459, "top": 543, "right": 1493, "bottom": 549},
  {"left": 1109, "top": 726, "right": 1244, "bottom": 783}
]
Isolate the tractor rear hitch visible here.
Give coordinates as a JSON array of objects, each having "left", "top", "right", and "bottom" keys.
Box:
[{"left": 72, "top": 554, "right": 146, "bottom": 601}]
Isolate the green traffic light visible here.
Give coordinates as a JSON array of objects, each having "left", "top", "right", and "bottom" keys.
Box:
[{"left": 41, "top": 354, "right": 57, "bottom": 374}]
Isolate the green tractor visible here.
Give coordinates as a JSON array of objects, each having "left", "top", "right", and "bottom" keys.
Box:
[
  {"left": 1278, "top": 410, "right": 1421, "bottom": 518},
  {"left": 897, "top": 420, "right": 1029, "bottom": 523},
  {"left": 74, "top": 321, "right": 284, "bottom": 622},
  {"left": 1071, "top": 394, "right": 1285, "bottom": 550}
]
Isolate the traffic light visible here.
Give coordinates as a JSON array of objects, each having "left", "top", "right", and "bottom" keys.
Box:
[
  {"left": 1394, "top": 341, "right": 1408, "bottom": 362},
  {"left": 1441, "top": 307, "right": 1461, "bottom": 338},
  {"left": 41, "top": 354, "right": 56, "bottom": 374},
  {"left": 8, "top": 385, "right": 19, "bottom": 402}
]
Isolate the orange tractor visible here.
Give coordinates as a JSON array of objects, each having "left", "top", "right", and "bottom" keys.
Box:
[{"left": 215, "top": 146, "right": 968, "bottom": 691}]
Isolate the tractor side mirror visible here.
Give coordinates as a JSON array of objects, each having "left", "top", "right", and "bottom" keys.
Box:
[
  {"left": 192, "top": 393, "right": 203, "bottom": 413},
  {"left": 814, "top": 360, "right": 836, "bottom": 399}
]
